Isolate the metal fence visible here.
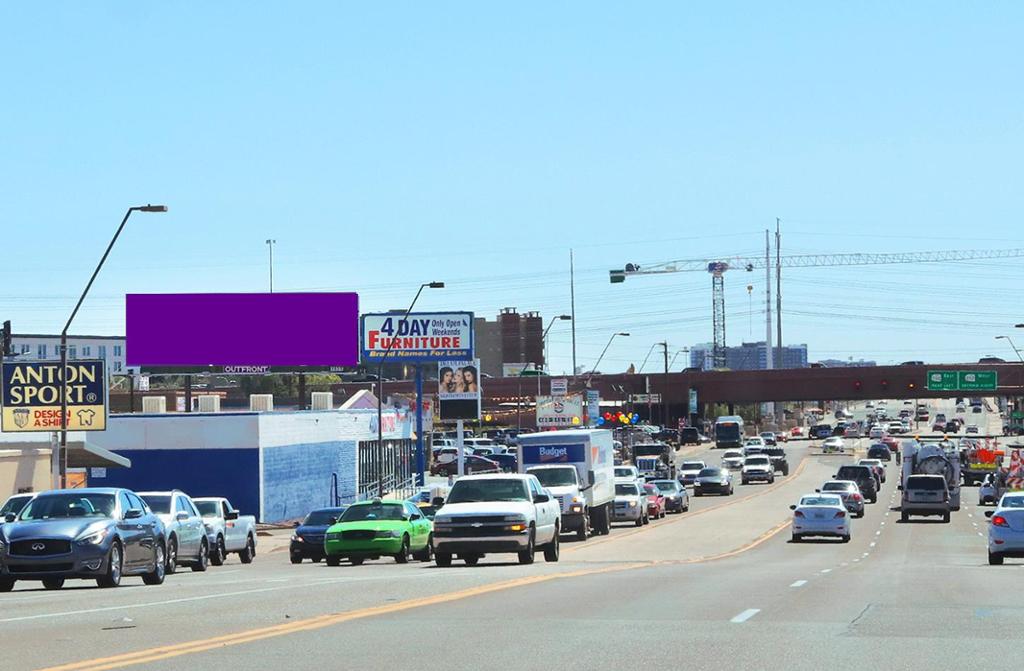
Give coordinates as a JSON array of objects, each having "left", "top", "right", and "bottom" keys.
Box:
[{"left": 356, "top": 438, "right": 417, "bottom": 502}]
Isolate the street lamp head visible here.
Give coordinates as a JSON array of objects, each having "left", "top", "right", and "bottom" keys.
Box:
[
  {"left": 617, "top": 332, "right": 630, "bottom": 336},
  {"left": 558, "top": 315, "right": 572, "bottom": 321},
  {"left": 136, "top": 205, "right": 168, "bottom": 213},
  {"left": 996, "top": 336, "right": 1007, "bottom": 340},
  {"left": 1016, "top": 324, "right": 1024, "bottom": 328},
  {"left": 428, "top": 281, "right": 445, "bottom": 289}
]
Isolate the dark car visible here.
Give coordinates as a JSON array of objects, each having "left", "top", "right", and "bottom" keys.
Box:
[
  {"left": 811, "top": 424, "right": 833, "bottom": 440},
  {"left": 762, "top": 447, "right": 790, "bottom": 476},
  {"left": 0, "top": 493, "right": 34, "bottom": 520},
  {"left": 834, "top": 465, "right": 878, "bottom": 503},
  {"left": 679, "top": 427, "right": 701, "bottom": 445},
  {"left": 0, "top": 488, "right": 166, "bottom": 591},
  {"left": 944, "top": 421, "right": 959, "bottom": 434},
  {"left": 832, "top": 423, "right": 848, "bottom": 437},
  {"left": 429, "top": 454, "right": 500, "bottom": 477},
  {"left": 867, "top": 444, "right": 893, "bottom": 462},
  {"left": 488, "top": 453, "right": 518, "bottom": 473},
  {"left": 693, "top": 467, "right": 734, "bottom": 496},
  {"left": 290, "top": 507, "right": 349, "bottom": 564},
  {"left": 650, "top": 479, "right": 689, "bottom": 513}
]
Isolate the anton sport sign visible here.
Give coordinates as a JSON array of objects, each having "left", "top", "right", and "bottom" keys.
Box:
[{"left": 1, "top": 360, "right": 108, "bottom": 432}]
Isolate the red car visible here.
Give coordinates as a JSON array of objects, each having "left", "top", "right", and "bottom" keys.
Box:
[
  {"left": 790, "top": 427, "right": 805, "bottom": 437},
  {"left": 881, "top": 435, "right": 901, "bottom": 456},
  {"left": 643, "top": 483, "right": 666, "bottom": 520},
  {"left": 429, "top": 455, "right": 500, "bottom": 477}
]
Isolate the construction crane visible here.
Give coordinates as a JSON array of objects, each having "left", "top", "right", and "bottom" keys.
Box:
[{"left": 610, "top": 247, "right": 1024, "bottom": 368}]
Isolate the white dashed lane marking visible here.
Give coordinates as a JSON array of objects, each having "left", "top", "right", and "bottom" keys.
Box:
[
  {"left": 730, "top": 609, "right": 761, "bottom": 623},
  {"left": 820, "top": 568, "right": 832, "bottom": 574},
  {"left": 790, "top": 580, "right": 807, "bottom": 588}
]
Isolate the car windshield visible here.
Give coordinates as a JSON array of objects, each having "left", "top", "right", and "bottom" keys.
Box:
[
  {"left": 800, "top": 496, "right": 841, "bottom": 507},
  {"left": 615, "top": 483, "right": 640, "bottom": 496},
  {"left": 305, "top": 509, "right": 345, "bottom": 525},
  {"left": 447, "top": 479, "right": 530, "bottom": 503},
  {"left": 723, "top": 452, "right": 742, "bottom": 459},
  {"left": 822, "top": 482, "right": 850, "bottom": 492},
  {"left": 652, "top": 481, "right": 678, "bottom": 493},
  {"left": 614, "top": 468, "right": 635, "bottom": 478},
  {"left": 1001, "top": 497, "right": 1024, "bottom": 508},
  {"left": 20, "top": 493, "right": 116, "bottom": 520},
  {"left": 698, "top": 468, "right": 722, "bottom": 477},
  {"left": 140, "top": 495, "right": 171, "bottom": 514},
  {"left": 195, "top": 501, "right": 221, "bottom": 517},
  {"left": 836, "top": 467, "right": 867, "bottom": 479},
  {"left": 530, "top": 467, "right": 577, "bottom": 488},
  {"left": 682, "top": 462, "right": 705, "bottom": 470},
  {"left": 340, "top": 504, "right": 406, "bottom": 522},
  {"left": 746, "top": 458, "right": 770, "bottom": 466}
]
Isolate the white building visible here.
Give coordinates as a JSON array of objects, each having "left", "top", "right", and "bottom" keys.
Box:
[{"left": 8, "top": 333, "right": 137, "bottom": 375}]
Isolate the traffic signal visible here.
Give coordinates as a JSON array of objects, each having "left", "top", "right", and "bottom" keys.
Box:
[
  {"left": 907, "top": 382, "right": 916, "bottom": 391},
  {"left": 853, "top": 380, "right": 862, "bottom": 391},
  {"left": 880, "top": 379, "right": 889, "bottom": 390},
  {"left": 1, "top": 320, "right": 10, "bottom": 357}
]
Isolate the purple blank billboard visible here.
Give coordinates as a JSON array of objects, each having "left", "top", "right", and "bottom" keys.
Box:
[{"left": 126, "top": 293, "right": 359, "bottom": 366}]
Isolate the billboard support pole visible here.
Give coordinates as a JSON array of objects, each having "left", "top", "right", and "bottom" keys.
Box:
[
  {"left": 415, "top": 365, "right": 424, "bottom": 487},
  {"left": 456, "top": 419, "right": 465, "bottom": 477}
]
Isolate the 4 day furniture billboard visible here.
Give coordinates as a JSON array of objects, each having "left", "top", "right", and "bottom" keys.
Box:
[{"left": 361, "top": 312, "right": 473, "bottom": 363}]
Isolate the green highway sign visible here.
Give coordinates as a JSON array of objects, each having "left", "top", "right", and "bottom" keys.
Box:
[{"left": 926, "top": 370, "right": 998, "bottom": 392}]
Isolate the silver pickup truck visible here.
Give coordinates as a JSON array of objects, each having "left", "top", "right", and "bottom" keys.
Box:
[{"left": 192, "top": 497, "right": 257, "bottom": 566}]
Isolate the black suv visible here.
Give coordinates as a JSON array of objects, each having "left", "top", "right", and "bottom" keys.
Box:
[
  {"left": 867, "top": 444, "right": 892, "bottom": 462},
  {"left": 762, "top": 447, "right": 790, "bottom": 476},
  {"left": 679, "top": 427, "right": 701, "bottom": 445},
  {"left": 834, "top": 465, "right": 878, "bottom": 503}
]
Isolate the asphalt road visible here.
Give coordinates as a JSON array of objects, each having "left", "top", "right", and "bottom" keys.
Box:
[{"left": 4, "top": 399, "right": 1016, "bottom": 671}]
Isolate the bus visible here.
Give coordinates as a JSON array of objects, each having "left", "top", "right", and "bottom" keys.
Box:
[{"left": 714, "top": 415, "right": 745, "bottom": 449}]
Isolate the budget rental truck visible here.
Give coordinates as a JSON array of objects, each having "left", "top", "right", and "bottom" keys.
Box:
[{"left": 518, "top": 429, "right": 616, "bottom": 541}]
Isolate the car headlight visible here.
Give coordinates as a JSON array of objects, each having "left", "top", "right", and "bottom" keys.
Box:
[
  {"left": 694, "top": 481, "right": 702, "bottom": 486},
  {"left": 326, "top": 532, "right": 341, "bottom": 541},
  {"left": 435, "top": 516, "right": 452, "bottom": 525},
  {"left": 76, "top": 528, "right": 109, "bottom": 545},
  {"left": 291, "top": 535, "right": 303, "bottom": 542},
  {"left": 502, "top": 515, "right": 527, "bottom": 522},
  {"left": 375, "top": 530, "right": 401, "bottom": 538},
  {"left": 628, "top": 501, "right": 637, "bottom": 508}
]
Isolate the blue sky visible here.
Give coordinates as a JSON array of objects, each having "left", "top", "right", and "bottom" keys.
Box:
[{"left": 2, "top": 2, "right": 1022, "bottom": 372}]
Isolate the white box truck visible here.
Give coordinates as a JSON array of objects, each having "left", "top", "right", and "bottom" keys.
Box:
[{"left": 518, "top": 429, "right": 616, "bottom": 541}]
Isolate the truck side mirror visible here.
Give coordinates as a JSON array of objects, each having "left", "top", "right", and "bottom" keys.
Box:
[
  {"left": 789, "top": 504, "right": 796, "bottom": 510},
  {"left": 588, "top": 471, "right": 595, "bottom": 486},
  {"left": 984, "top": 510, "right": 994, "bottom": 518},
  {"left": 431, "top": 497, "right": 446, "bottom": 508},
  {"left": 292, "top": 521, "right": 301, "bottom": 527},
  {"left": 226, "top": 510, "right": 239, "bottom": 520},
  {"left": 897, "top": 485, "right": 903, "bottom": 490}
]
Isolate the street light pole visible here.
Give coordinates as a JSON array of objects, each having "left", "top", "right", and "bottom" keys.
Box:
[
  {"left": 266, "top": 239, "right": 276, "bottom": 293},
  {"left": 59, "top": 205, "right": 167, "bottom": 487},
  {"left": 377, "top": 281, "right": 444, "bottom": 498},
  {"left": 586, "top": 332, "right": 630, "bottom": 386},
  {"left": 517, "top": 315, "right": 571, "bottom": 431},
  {"left": 996, "top": 336, "right": 1024, "bottom": 363},
  {"left": 538, "top": 314, "right": 572, "bottom": 398}
]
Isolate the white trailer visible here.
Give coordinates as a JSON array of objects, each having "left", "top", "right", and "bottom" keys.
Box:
[{"left": 518, "top": 429, "right": 616, "bottom": 541}]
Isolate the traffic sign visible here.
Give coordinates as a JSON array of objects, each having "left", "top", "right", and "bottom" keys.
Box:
[{"left": 926, "top": 370, "right": 998, "bottom": 392}]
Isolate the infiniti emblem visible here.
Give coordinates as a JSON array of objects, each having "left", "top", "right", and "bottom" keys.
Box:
[{"left": 31, "top": 543, "right": 45, "bottom": 551}]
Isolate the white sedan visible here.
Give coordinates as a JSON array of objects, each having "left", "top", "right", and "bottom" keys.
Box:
[
  {"left": 721, "top": 450, "right": 744, "bottom": 470},
  {"left": 822, "top": 436, "right": 845, "bottom": 453},
  {"left": 791, "top": 494, "right": 851, "bottom": 543},
  {"left": 986, "top": 494, "right": 1024, "bottom": 565}
]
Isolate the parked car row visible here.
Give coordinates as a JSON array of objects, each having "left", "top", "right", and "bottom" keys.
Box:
[{"left": 0, "top": 488, "right": 256, "bottom": 592}]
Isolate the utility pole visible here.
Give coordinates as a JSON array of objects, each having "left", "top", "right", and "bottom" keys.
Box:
[
  {"left": 765, "top": 229, "right": 773, "bottom": 370},
  {"left": 776, "top": 218, "right": 782, "bottom": 368},
  {"left": 661, "top": 341, "right": 669, "bottom": 429},
  {"left": 266, "top": 239, "right": 276, "bottom": 293},
  {"left": 570, "top": 249, "right": 578, "bottom": 376}
]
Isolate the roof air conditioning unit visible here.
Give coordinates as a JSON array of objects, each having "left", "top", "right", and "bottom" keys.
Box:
[
  {"left": 142, "top": 396, "right": 167, "bottom": 414},
  {"left": 198, "top": 395, "right": 221, "bottom": 413},
  {"left": 311, "top": 392, "right": 333, "bottom": 411},
  {"left": 250, "top": 394, "right": 274, "bottom": 412}
]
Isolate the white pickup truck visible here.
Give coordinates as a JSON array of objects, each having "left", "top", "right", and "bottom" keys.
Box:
[
  {"left": 192, "top": 497, "right": 257, "bottom": 566},
  {"left": 432, "top": 473, "right": 561, "bottom": 567}
]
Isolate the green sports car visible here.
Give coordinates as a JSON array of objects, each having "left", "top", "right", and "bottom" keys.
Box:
[{"left": 323, "top": 499, "right": 433, "bottom": 566}]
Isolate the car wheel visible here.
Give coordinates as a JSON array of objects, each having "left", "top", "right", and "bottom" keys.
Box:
[
  {"left": 413, "top": 535, "right": 433, "bottom": 562},
  {"left": 842, "top": 535, "right": 851, "bottom": 543},
  {"left": 0, "top": 579, "right": 15, "bottom": 592},
  {"left": 642, "top": 514, "right": 650, "bottom": 525},
  {"left": 856, "top": 511, "right": 865, "bottom": 519},
  {"left": 42, "top": 577, "right": 64, "bottom": 590},
  {"left": 517, "top": 530, "right": 535, "bottom": 565},
  {"left": 97, "top": 542, "right": 123, "bottom": 588},
  {"left": 791, "top": 534, "right": 801, "bottom": 543},
  {"left": 166, "top": 536, "right": 178, "bottom": 575},
  {"left": 543, "top": 527, "right": 560, "bottom": 563},
  {"left": 989, "top": 552, "right": 1004, "bottom": 566},
  {"left": 463, "top": 554, "right": 480, "bottom": 566},
  {"left": 326, "top": 555, "right": 341, "bottom": 567},
  {"left": 210, "top": 536, "right": 226, "bottom": 566},
  {"left": 695, "top": 490, "right": 703, "bottom": 497},
  {"left": 290, "top": 555, "right": 303, "bottom": 565},
  {"left": 239, "top": 535, "right": 256, "bottom": 564},
  {"left": 394, "top": 535, "right": 410, "bottom": 564},
  {"left": 435, "top": 552, "right": 452, "bottom": 567},
  {"left": 634, "top": 515, "right": 644, "bottom": 527},
  {"left": 943, "top": 512, "right": 951, "bottom": 524},
  {"left": 350, "top": 557, "right": 365, "bottom": 566},
  {"left": 143, "top": 542, "right": 167, "bottom": 586},
  {"left": 191, "top": 540, "right": 209, "bottom": 572},
  {"left": 901, "top": 511, "right": 909, "bottom": 522}
]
